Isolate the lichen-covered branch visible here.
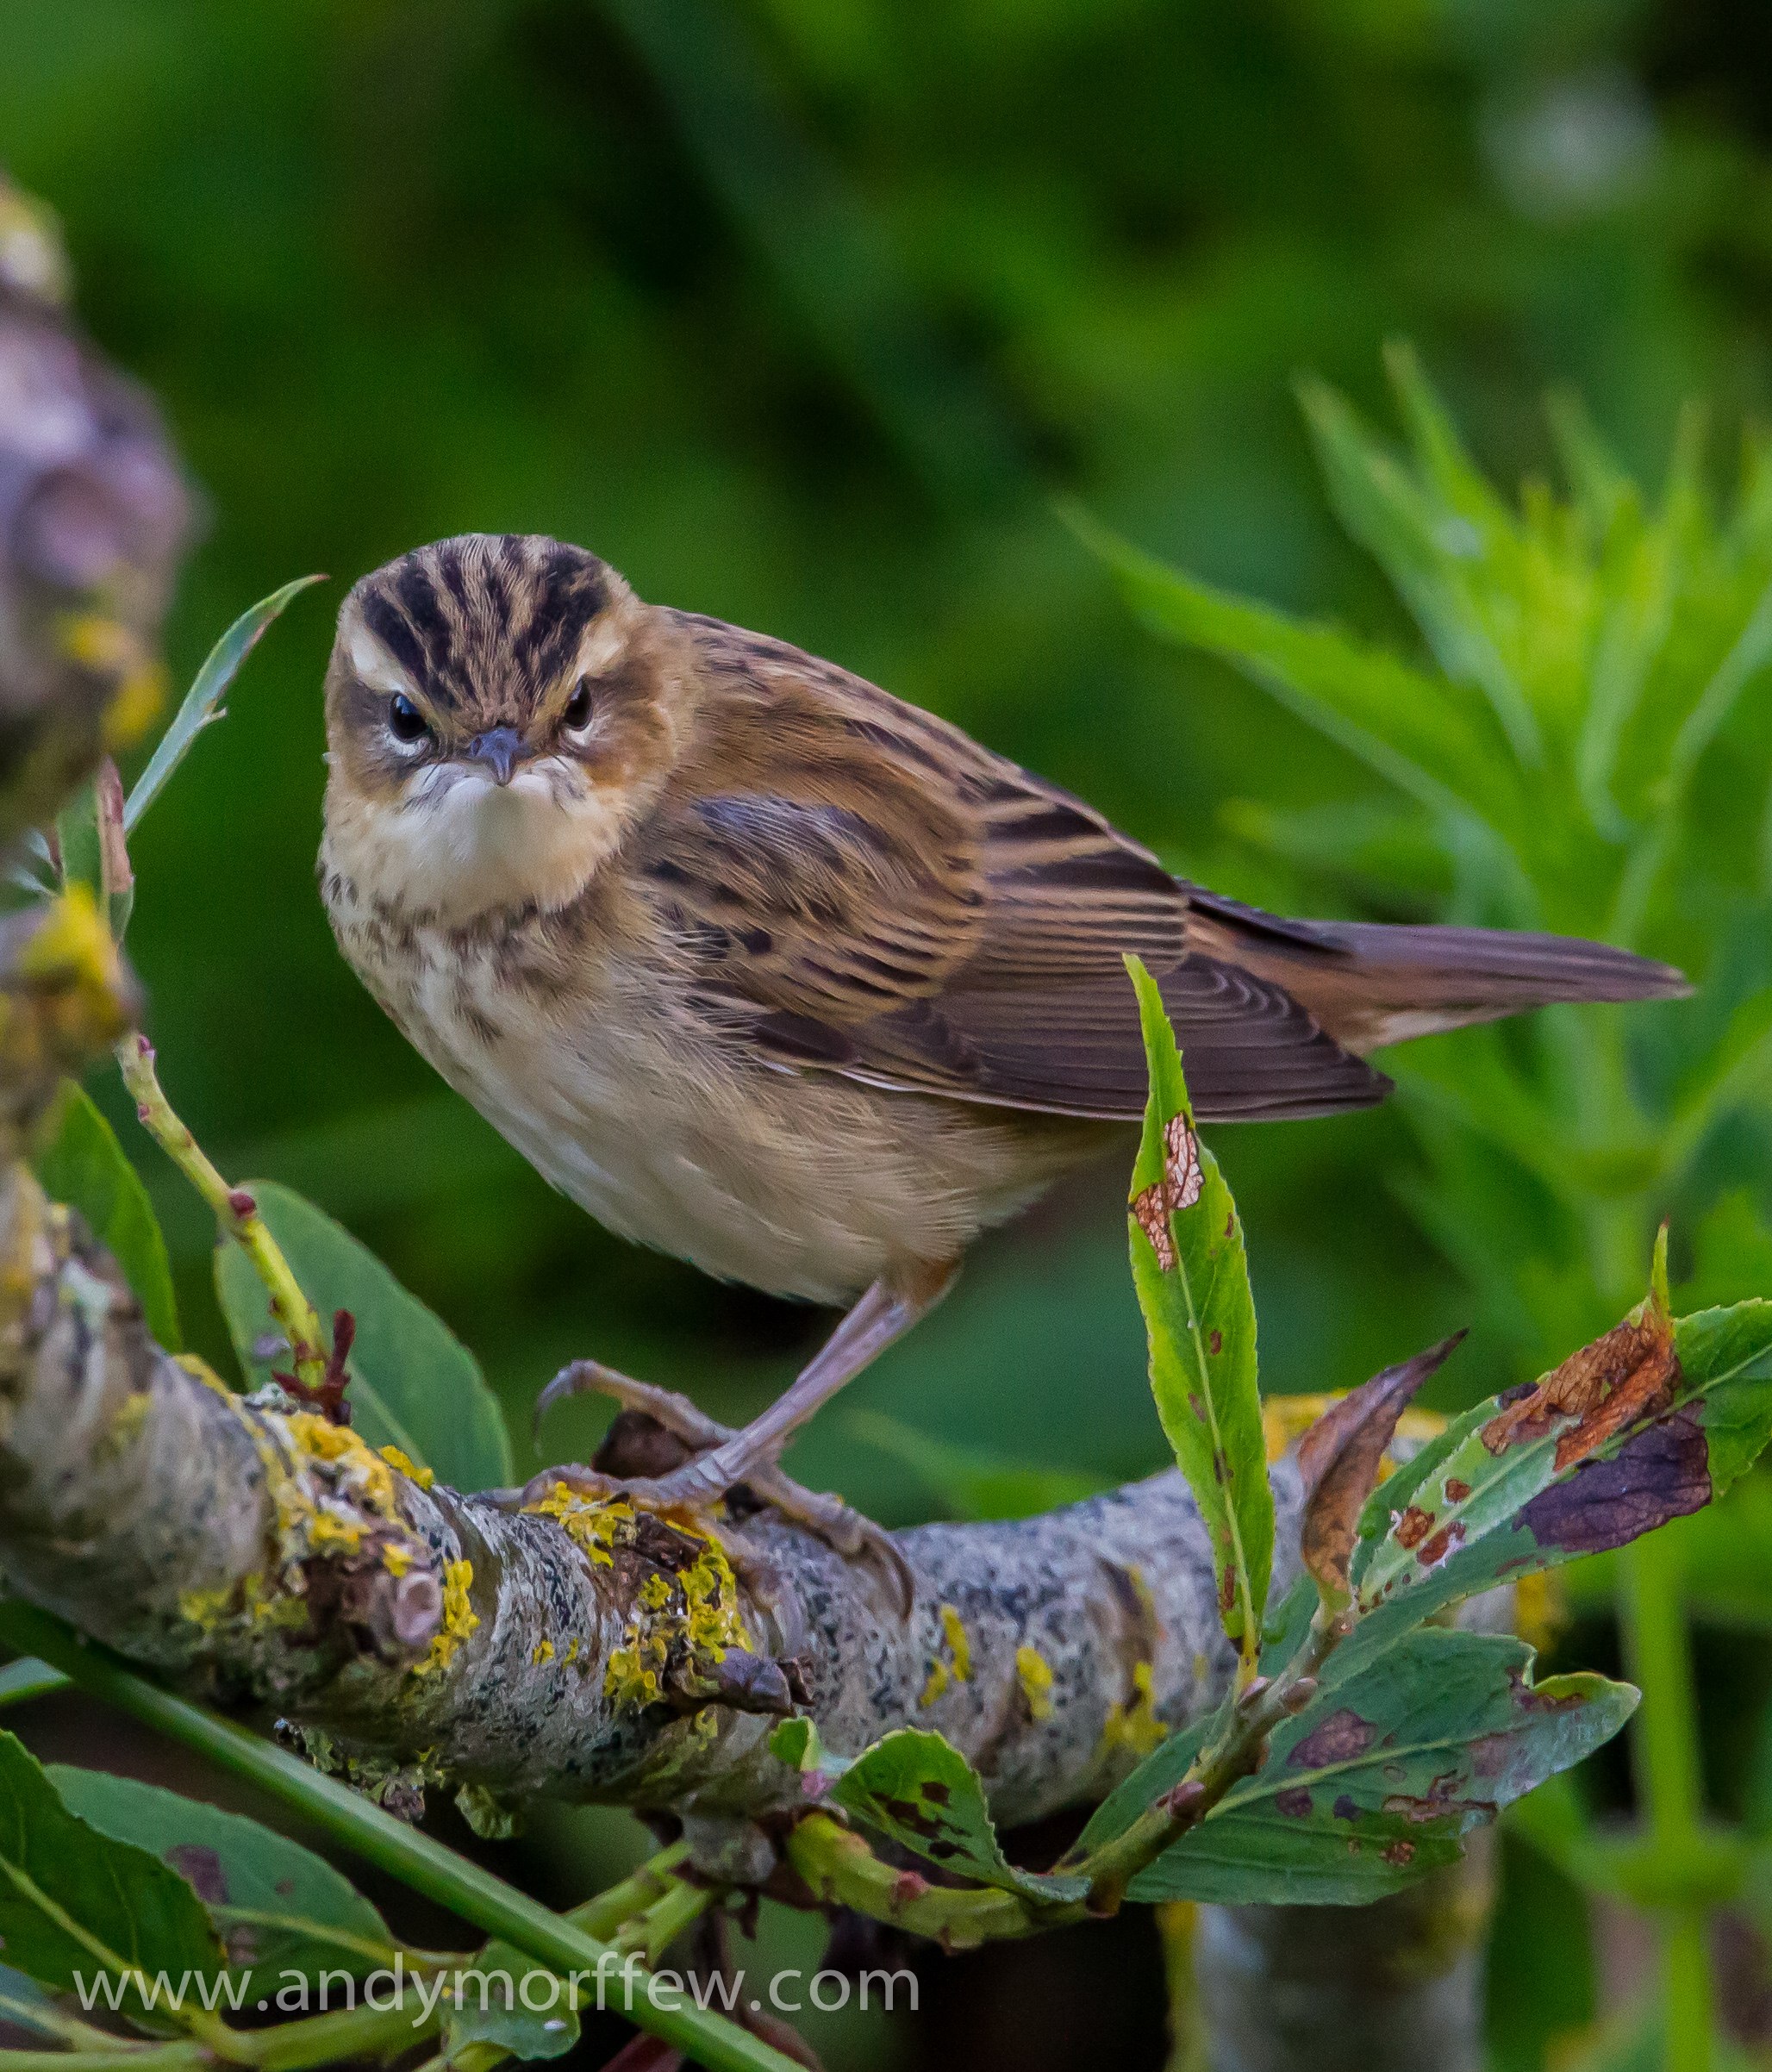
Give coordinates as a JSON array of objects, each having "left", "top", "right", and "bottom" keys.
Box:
[{"left": 0, "top": 1149, "right": 1291, "bottom": 1842}]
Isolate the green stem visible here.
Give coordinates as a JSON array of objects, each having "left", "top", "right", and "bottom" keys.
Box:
[
  {"left": 0, "top": 1606, "right": 798, "bottom": 2072},
  {"left": 1620, "top": 1539, "right": 1713, "bottom": 2069}
]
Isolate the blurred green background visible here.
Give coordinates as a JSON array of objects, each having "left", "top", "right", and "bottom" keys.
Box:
[{"left": 8, "top": 0, "right": 1772, "bottom": 2063}]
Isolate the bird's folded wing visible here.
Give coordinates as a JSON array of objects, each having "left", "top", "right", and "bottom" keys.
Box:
[{"left": 639, "top": 614, "right": 1386, "bottom": 1120}]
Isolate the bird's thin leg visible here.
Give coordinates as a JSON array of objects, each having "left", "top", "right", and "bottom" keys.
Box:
[{"left": 649, "top": 1262, "right": 958, "bottom": 1511}]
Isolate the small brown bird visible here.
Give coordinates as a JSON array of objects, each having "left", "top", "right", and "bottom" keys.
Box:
[{"left": 320, "top": 534, "right": 1683, "bottom": 1551}]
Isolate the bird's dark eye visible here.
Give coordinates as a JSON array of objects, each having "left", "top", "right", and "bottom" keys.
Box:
[
  {"left": 388, "top": 694, "right": 428, "bottom": 744},
  {"left": 562, "top": 678, "right": 594, "bottom": 731}
]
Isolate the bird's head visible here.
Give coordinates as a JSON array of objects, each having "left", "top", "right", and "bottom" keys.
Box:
[{"left": 322, "top": 534, "right": 689, "bottom": 924}]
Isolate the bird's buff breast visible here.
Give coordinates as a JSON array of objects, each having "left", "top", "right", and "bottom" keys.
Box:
[{"left": 322, "top": 871, "right": 1076, "bottom": 1303}]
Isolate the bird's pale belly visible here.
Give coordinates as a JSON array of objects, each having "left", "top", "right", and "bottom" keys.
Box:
[{"left": 329, "top": 902, "right": 1094, "bottom": 1303}]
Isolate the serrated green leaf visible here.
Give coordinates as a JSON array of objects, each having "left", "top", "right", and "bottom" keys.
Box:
[
  {"left": 214, "top": 1181, "right": 512, "bottom": 1493},
  {"left": 0, "top": 1730, "right": 224, "bottom": 2002},
  {"left": 33, "top": 1083, "right": 180, "bottom": 1350},
  {"left": 827, "top": 1729, "right": 1087, "bottom": 1904},
  {"left": 124, "top": 576, "right": 325, "bottom": 836},
  {"left": 440, "top": 1944, "right": 581, "bottom": 2061},
  {"left": 1127, "top": 1630, "right": 1635, "bottom": 1905},
  {"left": 1339, "top": 1298, "right": 1772, "bottom": 1677},
  {"left": 1126, "top": 957, "right": 1271, "bottom": 1656},
  {"left": 48, "top": 1767, "right": 396, "bottom": 1982}
]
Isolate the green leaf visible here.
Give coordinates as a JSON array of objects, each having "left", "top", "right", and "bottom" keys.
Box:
[
  {"left": 1127, "top": 1630, "right": 1636, "bottom": 1905},
  {"left": 1067, "top": 504, "right": 1531, "bottom": 857},
  {"left": 47, "top": 1766, "right": 397, "bottom": 1982},
  {"left": 1300, "top": 365, "right": 1545, "bottom": 771},
  {"left": 124, "top": 576, "right": 326, "bottom": 836},
  {"left": 845, "top": 1410, "right": 1113, "bottom": 1520},
  {"left": 1125, "top": 956, "right": 1271, "bottom": 1655},
  {"left": 0, "top": 1660, "right": 69, "bottom": 1710},
  {"left": 0, "top": 1729, "right": 224, "bottom": 2001},
  {"left": 443, "top": 1944, "right": 581, "bottom": 2061},
  {"left": 33, "top": 1083, "right": 181, "bottom": 1350},
  {"left": 826, "top": 1729, "right": 1088, "bottom": 1905},
  {"left": 214, "top": 1181, "right": 512, "bottom": 1493},
  {"left": 1340, "top": 1295, "right": 1772, "bottom": 1677}
]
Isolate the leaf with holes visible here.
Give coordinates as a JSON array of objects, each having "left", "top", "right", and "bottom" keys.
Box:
[
  {"left": 124, "top": 576, "right": 326, "bottom": 836},
  {"left": 826, "top": 1731, "right": 1088, "bottom": 1904},
  {"left": 1128, "top": 1629, "right": 1635, "bottom": 1906},
  {"left": 49, "top": 1767, "right": 396, "bottom": 1982},
  {"left": 215, "top": 1181, "right": 511, "bottom": 1492},
  {"left": 1125, "top": 956, "right": 1271, "bottom": 1657}
]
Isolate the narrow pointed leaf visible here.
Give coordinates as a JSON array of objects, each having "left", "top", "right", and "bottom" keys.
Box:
[
  {"left": 1126, "top": 956, "right": 1271, "bottom": 1655},
  {"left": 1068, "top": 507, "right": 1530, "bottom": 851},
  {"left": 124, "top": 575, "right": 325, "bottom": 834},
  {"left": 215, "top": 1180, "right": 512, "bottom": 1492}
]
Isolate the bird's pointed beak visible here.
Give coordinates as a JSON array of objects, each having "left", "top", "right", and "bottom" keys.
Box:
[{"left": 465, "top": 727, "right": 523, "bottom": 786}]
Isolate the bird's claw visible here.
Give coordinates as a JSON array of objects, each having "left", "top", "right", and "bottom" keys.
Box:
[{"left": 525, "top": 1361, "right": 915, "bottom": 1616}]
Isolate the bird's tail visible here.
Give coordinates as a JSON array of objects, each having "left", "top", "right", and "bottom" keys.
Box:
[{"left": 1182, "top": 887, "right": 1689, "bottom": 1055}]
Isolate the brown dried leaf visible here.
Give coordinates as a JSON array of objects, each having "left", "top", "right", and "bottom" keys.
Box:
[
  {"left": 1481, "top": 1307, "right": 1679, "bottom": 1471},
  {"left": 1297, "top": 1332, "right": 1466, "bottom": 1601}
]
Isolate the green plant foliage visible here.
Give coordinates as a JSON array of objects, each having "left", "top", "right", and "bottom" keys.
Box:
[
  {"left": 1129, "top": 1631, "right": 1633, "bottom": 1906},
  {"left": 1125, "top": 956, "right": 1271, "bottom": 1658},
  {"left": 442, "top": 1944, "right": 581, "bottom": 2061},
  {"left": 32, "top": 1082, "right": 180, "bottom": 1350},
  {"left": 214, "top": 1180, "right": 512, "bottom": 1491},
  {"left": 48, "top": 1767, "right": 398, "bottom": 1982},
  {"left": 818, "top": 1728, "right": 1089, "bottom": 1906},
  {"left": 0, "top": 1730, "right": 224, "bottom": 2004},
  {"left": 1343, "top": 1295, "right": 1772, "bottom": 1676},
  {"left": 123, "top": 577, "right": 326, "bottom": 839}
]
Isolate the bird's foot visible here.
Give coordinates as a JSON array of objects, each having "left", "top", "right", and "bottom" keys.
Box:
[{"left": 521, "top": 1362, "right": 914, "bottom": 1614}]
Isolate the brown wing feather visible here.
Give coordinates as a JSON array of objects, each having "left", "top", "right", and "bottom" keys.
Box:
[{"left": 639, "top": 612, "right": 1387, "bottom": 1121}]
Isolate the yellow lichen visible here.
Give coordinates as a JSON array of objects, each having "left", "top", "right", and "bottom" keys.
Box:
[
  {"left": 411, "top": 1559, "right": 478, "bottom": 1677},
  {"left": 600, "top": 1517, "right": 753, "bottom": 1712},
  {"left": 565, "top": 1637, "right": 581, "bottom": 1666},
  {"left": 920, "top": 1660, "right": 950, "bottom": 1707},
  {"left": 382, "top": 1544, "right": 414, "bottom": 1578},
  {"left": 522, "top": 1482, "right": 634, "bottom": 1567},
  {"left": 532, "top": 1638, "right": 556, "bottom": 1665},
  {"left": 1102, "top": 1661, "right": 1165, "bottom": 1757},
  {"left": 378, "top": 1445, "right": 434, "bottom": 1490},
  {"left": 939, "top": 1603, "right": 971, "bottom": 1682},
  {"left": 1015, "top": 1644, "right": 1054, "bottom": 1721}
]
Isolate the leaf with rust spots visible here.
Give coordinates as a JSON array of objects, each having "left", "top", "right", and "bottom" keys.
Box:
[
  {"left": 1130, "top": 1113, "right": 1202, "bottom": 1273},
  {"left": 826, "top": 1728, "right": 1089, "bottom": 1906},
  {"left": 1125, "top": 957, "right": 1271, "bottom": 1659},
  {"left": 1481, "top": 1306, "right": 1678, "bottom": 1470},
  {"left": 1297, "top": 1334, "right": 1464, "bottom": 1603},
  {"left": 1124, "top": 1628, "right": 1633, "bottom": 1907},
  {"left": 1336, "top": 1284, "right": 1772, "bottom": 1683},
  {"left": 49, "top": 1765, "right": 396, "bottom": 1982}
]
